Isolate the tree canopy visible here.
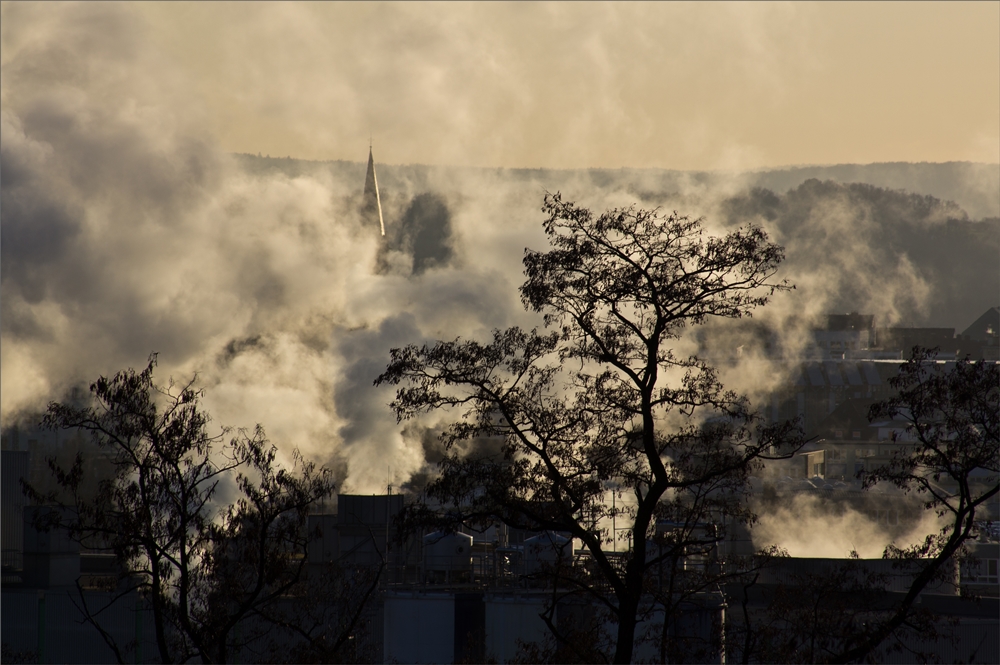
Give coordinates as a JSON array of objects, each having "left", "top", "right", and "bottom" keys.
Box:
[
  {"left": 829, "top": 349, "right": 999, "bottom": 663},
  {"left": 28, "top": 355, "right": 341, "bottom": 664},
  {"left": 377, "top": 193, "right": 804, "bottom": 663}
]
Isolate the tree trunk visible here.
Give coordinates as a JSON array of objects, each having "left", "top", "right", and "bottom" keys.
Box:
[{"left": 614, "top": 595, "right": 639, "bottom": 664}]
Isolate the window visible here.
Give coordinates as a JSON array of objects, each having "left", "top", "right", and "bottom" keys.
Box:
[
  {"left": 963, "top": 559, "right": 999, "bottom": 584},
  {"left": 852, "top": 431, "right": 862, "bottom": 439}
]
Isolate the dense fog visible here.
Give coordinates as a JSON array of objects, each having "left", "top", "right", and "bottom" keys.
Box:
[{"left": 3, "top": 3, "right": 997, "bottom": 509}]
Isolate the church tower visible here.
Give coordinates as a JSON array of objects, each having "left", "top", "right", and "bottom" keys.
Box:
[{"left": 363, "top": 145, "right": 385, "bottom": 236}]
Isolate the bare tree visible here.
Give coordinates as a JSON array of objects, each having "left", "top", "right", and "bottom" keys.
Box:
[
  {"left": 729, "top": 349, "right": 998, "bottom": 664},
  {"left": 826, "top": 348, "right": 999, "bottom": 664},
  {"left": 376, "top": 193, "right": 804, "bottom": 663},
  {"left": 27, "top": 354, "right": 339, "bottom": 664}
]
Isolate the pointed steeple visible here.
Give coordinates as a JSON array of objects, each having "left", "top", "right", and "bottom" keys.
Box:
[{"left": 363, "top": 145, "right": 385, "bottom": 236}]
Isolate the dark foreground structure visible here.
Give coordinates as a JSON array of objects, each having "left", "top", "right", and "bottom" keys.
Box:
[{"left": 2, "top": 488, "right": 997, "bottom": 663}]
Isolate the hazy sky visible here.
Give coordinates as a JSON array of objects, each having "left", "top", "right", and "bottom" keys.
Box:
[
  {"left": 64, "top": 1, "right": 1000, "bottom": 170},
  {"left": 1, "top": 1, "right": 998, "bottom": 497}
]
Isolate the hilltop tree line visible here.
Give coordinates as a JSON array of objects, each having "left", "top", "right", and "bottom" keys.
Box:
[{"left": 719, "top": 179, "right": 999, "bottom": 329}]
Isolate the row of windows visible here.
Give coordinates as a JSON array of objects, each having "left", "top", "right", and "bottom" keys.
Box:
[
  {"left": 825, "top": 448, "right": 879, "bottom": 461},
  {"left": 963, "top": 558, "right": 999, "bottom": 584}
]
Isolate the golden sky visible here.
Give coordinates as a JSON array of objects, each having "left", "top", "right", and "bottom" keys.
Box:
[
  {"left": 122, "top": 1, "right": 1000, "bottom": 170},
  {"left": 2, "top": 1, "right": 998, "bottom": 170}
]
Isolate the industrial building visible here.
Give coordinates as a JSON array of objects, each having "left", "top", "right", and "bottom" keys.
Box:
[{"left": 2, "top": 470, "right": 998, "bottom": 663}]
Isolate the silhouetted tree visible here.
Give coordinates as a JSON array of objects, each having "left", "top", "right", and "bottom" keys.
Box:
[
  {"left": 27, "top": 355, "right": 342, "bottom": 664},
  {"left": 825, "top": 348, "right": 999, "bottom": 663},
  {"left": 730, "top": 349, "right": 999, "bottom": 664},
  {"left": 376, "top": 193, "right": 804, "bottom": 663}
]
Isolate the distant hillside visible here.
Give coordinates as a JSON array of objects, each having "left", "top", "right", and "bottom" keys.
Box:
[
  {"left": 232, "top": 154, "right": 997, "bottom": 329},
  {"left": 234, "top": 155, "right": 999, "bottom": 220},
  {"left": 721, "top": 180, "right": 999, "bottom": 330},
  {"left": 744, "top": 162, "right": 999, "bottom": 220}
]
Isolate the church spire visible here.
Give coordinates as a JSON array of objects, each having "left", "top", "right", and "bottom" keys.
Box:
[{"left": 363, "top": 145, "right": 385, "bottom": 236}]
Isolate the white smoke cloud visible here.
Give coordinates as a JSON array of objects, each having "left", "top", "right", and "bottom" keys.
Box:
[
  {"left": 751, "top": 491, "right": 947, "bottom": 559},
  {"left": 1, "top": 3, "right": 994, "bottom": 497},
  {"left": 1, "top": 3, "right": 559, "bottom": 491}
]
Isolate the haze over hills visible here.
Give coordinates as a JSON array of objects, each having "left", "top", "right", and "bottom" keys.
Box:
[
  {"left": 237, "top": 156, "right": 999, "bottom": 220},
  {"left": 743, "top": 162, "right": 999, "bottom": 221},
  {"left": 237, "top": 153, "right": 999, "bottom": 331},
  {"left": 3, "top": 145, "right": 998, "bottom": 491}
]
